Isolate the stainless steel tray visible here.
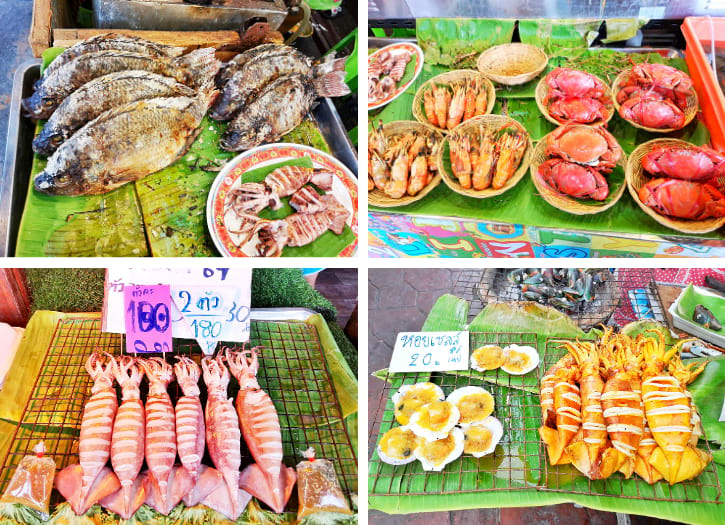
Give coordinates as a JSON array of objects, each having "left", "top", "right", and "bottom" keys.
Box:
[{"left": 2, "top": 61, "right": 357, "bottom": 257}]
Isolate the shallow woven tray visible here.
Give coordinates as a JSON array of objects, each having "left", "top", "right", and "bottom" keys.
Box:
[
  {"left": 368, "top": 120, "right": 444, "bottom": 208},
  {"left": 612, "top": 70, "right": 699, "bottom": 133},
  {"left": 530, "top": 126, "right": 627, "bottom": 215},
  {"left": 534, "top": 73, "right": 615, "bottom": 127},
  {"left": 626, "top": 138, "right": 725, "bottom": 233},
  {"left": 412, "top": 70, "right": 496, "bottom": 133},
  {"left": 477, "top": 44, "right": 548, "bottom": 86},
  {"left": 436, "top": 114, "right": 533, "bottom": 199}
]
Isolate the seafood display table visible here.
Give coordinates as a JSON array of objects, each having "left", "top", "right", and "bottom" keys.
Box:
[
  {"left": 368, "top": 34, "right": 725, "bottom": 258},
  {"left": 0, "top": 309, "right": 358, "bottom": 521}
]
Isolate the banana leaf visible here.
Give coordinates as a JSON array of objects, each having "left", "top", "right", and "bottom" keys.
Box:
[
  {"left": 688, "top": 356, "right": 725, "bottom": 449},
  {"left": 415, "top": 18, "right": 515, "bottom": 68},
  {"left": 621, "top": 320, "right": 678, "bottom": 344},
  {"left": 601, "top": 19, "right": 643, "bottom": 44},
  {"left": 18, "top": 47, "right": 345, "bottom": 257},
  {"left": 675, "top": 284, "right": 725, "bottom": 335},
  {"left": 518, "top": 19, "right": 603, "bottom": 54}
]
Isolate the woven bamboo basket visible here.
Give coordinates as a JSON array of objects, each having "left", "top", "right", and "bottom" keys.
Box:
[
  {"left": 530, "top": 126, "right": 627, "bottom": 215},
  {"left": 368, "top": 120, "right": 445, "bottom": 208},
  {"left": 477, "top": 44, "right": 548, "bottom": 86},
  {"left": 412, "top": 70, "right": 496, "bottom": 133},
  {"left": 612, "top": 70, "right": 699, "bottom": 133},
  {"left": 626, "top": 138, "right": 725, "bottom": 234},
  {"left": 534, "top": 74, "right": 615, "bottom": 127},
  {"left": 436, "top": 114, "right": 533, "bottom": 199}
]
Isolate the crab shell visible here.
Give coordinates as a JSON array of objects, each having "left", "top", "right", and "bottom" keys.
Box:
[
  {"left": 639, "top": 178, "right": 725, "bottom": 220},
  {"left": 544, "top": 67, "right": 607, "bottom": 104},
  {"left": 619, "top": 97, "right": 685, "bottom": 130},
  {"left": 547, "top": 97, "right": 609, "bottom": 125},
  {"left": 545, "top": 125, "right": 622, "bottom": 172},
  {"left": 538, "top": 158, "right": 609, "bottom": 201},
  {"left": 641, "top": 146, "right": 725, "bottom": 181}
]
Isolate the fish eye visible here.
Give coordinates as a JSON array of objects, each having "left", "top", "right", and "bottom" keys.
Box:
[
  {"left": 51, "top": 135, "right": 63, "bottom": 145},
  {"left": 43, "top": 99, "right": 55, "bottom": 107},
  {"left": 55, "top": 174, "right": 70, "bottom": 186}
]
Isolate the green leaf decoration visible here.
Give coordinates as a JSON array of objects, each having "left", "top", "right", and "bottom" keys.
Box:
[
  {"left": 518, "top": 19, "right": 603, "bottom": 54},
  {"left": 675, "top": 284, "right": 725, "bottom": 335}
]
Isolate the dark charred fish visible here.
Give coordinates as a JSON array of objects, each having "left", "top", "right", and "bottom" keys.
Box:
[
  {"left": 693, "top": 304, "right": 722, "bottom": 331},
  {"left": 216, "top": 43, "right": 288, "bottom": 86},
  {"left": 33, "top": 88, "right": 216, "bottom": 196},
  {"left": 211, "top": 45, "right": 348, "bottom": 120},
  {"left": 37, "top": 33, "right": 185, "bottom": 88},
  {"left": 23, "top": 48, "right": 219, "bottom": 119},
  {"left": 33, "top": 70, "right": 196, "bottom": 156}
]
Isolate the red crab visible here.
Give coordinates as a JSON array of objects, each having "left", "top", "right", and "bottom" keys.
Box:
[
  {"left": 627, "top": 62, "right": 694, "bottom": 109},
  {"left": 538, "top": 159, "right": 609, "bottom": 201},
  {"left": 615, "top": 84, "right": 664, "bottom": 105},
  {"left": 642, "top": 146, "right": 725, "bottom": 181},
  {"left": 639, "top": 178, "right": 725, "bottom": 220},
  {"left": 545, "top": 125, "right": 623, "bottom": 174},
  {"left": 619, "top": 97, "right": 685, "bottom": 129},
  {"left": 544, "top": 67, "right": 607, "bottom": 104},
  {"left": 548, "top": 97, "right": 609, "bottom": 125}
]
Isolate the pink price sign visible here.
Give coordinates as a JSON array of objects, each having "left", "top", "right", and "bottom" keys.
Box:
[{"left": 124, "top": 284, "right": 172, "bottom": 354}]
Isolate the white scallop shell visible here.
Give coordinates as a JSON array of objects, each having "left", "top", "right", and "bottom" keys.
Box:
[
  {"left": 446, "top": 386, "right": 495, "bottom": 428},
  {"left": 470, "top": 345, "right": 504, "bottom": 373},
  {"left": 408, "top": 401, "right": 460, "bottom": 441},
  {"left": 464, "top": 416, "right": 504, "bottom": 458},
  {"left": 415, "top": 427, "right": 465, "bottom": 471},
  {"left": 501, "top": 344, "right": 540, "bottom": 375},
  {"left": 377, "top": 426, "right": 418, "bottom": 465},
  {"left": 391, "top": 382, "right": 445, "bottom": 410}
]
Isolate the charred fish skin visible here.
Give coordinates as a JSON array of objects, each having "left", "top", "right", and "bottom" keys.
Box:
[
  {"left": 221, "top": 74, "right": 316, "bottom": 152},
  {"left": 216, "top": 43, "right": 293, "bottom": 86},
  {"left": 210, "top": 50, "right": 314, "bottom": 120},
  {"left": 23, "top": 48, "right": 219, "bottom": 119},
  {"left": 38, "top": 33, "right": 185, "bottom": 87},
  {"left": 33, "top": 71, "right": 196, "bottom": 156},
  {"left": 34, "top": 87, "right": 216, "bottom": 196}
]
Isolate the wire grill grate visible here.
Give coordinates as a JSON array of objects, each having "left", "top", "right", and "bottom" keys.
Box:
[
  {"left": 369, "top": 332, "right": 545, "bottom": 497},
  {"left": 538, "top": 336, "right": 722, "bottom": 503},
  {"left": 477, "top": 268, "right": 667, "bottom": 330},
  {"left": 0, "top": 316, "right": 357, "bottom": 514}
]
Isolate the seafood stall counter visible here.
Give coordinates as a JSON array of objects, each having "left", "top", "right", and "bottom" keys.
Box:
[
  {"left": 367, "top": 24, "right": 725, "bottom": 258},
  {"left": 0, "top": 308, "right": 358, "bottom": 523}
]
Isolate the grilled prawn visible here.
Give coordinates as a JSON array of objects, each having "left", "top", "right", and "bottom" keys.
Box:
[
  {"left": 227, "top": 348, "right": 297, "bottom": 513},
  {"left": 55, "top": 353, "right": 120, "bottom": 515}
]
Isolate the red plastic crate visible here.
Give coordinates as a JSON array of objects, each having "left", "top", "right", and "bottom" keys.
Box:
[{"left": 682, "top": 17, "right": 725, "bottom": 152}]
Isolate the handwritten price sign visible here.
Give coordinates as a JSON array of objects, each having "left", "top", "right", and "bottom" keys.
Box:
[
  {"left": 124, "top": 285, "right": 172, "bottom": 354},
  {"left": 389, "top": 331, "right": 469, "bottom": 373},
  {"left": 171, "top": 285, "right": 250, "bottom": 355}
]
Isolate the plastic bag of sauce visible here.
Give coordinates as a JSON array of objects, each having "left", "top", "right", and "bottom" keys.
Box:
[
  {"left": 296, "top": 447, "right": 352, "bottom": 519},
  {"left": 0, "top": 442, "right": 56, "bottom": 517}
]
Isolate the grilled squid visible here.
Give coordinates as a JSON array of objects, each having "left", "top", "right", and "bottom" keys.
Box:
[{"left": 538, "top": 354, "right": 581, "bottom": 465}]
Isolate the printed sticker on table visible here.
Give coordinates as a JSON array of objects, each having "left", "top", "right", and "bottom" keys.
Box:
[
  {"left": 124, "top": 284, "right": 172, "bottom": 354},
  {"left": 389, "top": 331, "right": 469, "bottom": 373},
  {"left": 171, "top": 285, "right": 251, "bottom": 355}
]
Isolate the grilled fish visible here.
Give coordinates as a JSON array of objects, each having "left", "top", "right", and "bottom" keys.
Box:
[
  {"left": 216, "top": 43, "right": 289, "bottom": 86},
  {"left": 34, "top": 87, "right": 216, "bottom": 196},
  {"left": 38, "top": 33, "right": 185, "bottom": 88},
  {"left": 265, "top": 165, "right": 333, "bottom": 198},
  {"left": 33, "top": 71, "right": 196, "bottom": 156},
  {"left": 212, "top": 46, "right": 348, "bottom": 121},
  {"left": 23, "top": 48, "right": 219, "bottom": 119}
]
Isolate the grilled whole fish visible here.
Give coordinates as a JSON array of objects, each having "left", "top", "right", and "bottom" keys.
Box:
[
  {"left": 212, "top": 46, "right": 348, "bottom": 121},
  {"left": 38, "top": 33, "right": 185, "bottom": 88},
  {"left": 33, "top": 71, "right": 196, "bottom": 156},
  {"left": 34, "top": 88, "right": 216, "bottom": 196},
  {"left": 220, "top": 74, "right": 318, "bottom": 152},
  {"left": 23, "top": 48, "right": 219, "bottom": 119},
  {"left": 216, "top": 43, "right": 291, "bottom": 87}
]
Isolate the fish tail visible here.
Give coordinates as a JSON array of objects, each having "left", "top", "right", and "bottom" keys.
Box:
[
  {"left": 175, "top": 48, "right": 221, "bottom": 88},
  {"left": 312, "top": 70, "right": 350, "bottom": 98},
  {"left": 313, "top": 54, "right": 347, "bottom": 76}
]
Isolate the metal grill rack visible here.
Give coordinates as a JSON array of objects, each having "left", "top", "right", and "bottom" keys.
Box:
[
  {"left": 538, "top": 337, "right": 722, "bottom": 504},
  {"left": 452, "top": 269, "right": 486, "bottom": 321},
  {"left": 369, "top": 332, "right": 545, "bottom": 497},
  {"left": 476, "top": 268, "right": 667, "bottom": 330},
  {"left": 0, "top": 316, "right": 357, "bottom": 514}
]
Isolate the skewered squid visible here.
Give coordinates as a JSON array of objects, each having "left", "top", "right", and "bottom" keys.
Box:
[
  {"left": 227, "top": 347, "right": 297, "bottom": 513},
  {"left": 538, "top": 353, "right": 581, "bottom": 465},
  {"left": 55, "top": 353, "right": 121, "bottom": 515}
]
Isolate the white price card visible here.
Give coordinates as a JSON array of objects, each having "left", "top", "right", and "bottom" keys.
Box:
[
  {"left": 103, "top": 268, "right": 251, "bottom": 347},
  {"left": 389, "top": 331, "right": 469, "bottom": 373}
]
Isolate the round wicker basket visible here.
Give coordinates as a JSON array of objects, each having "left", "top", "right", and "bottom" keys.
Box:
[
  {"left": 368, "top": 120, "right": 445, "bottom": 208},
  {"left": 626, "top": 138, "right": 725, "bottom": 233},
  {"left": 530, "top": 126, "right": 627, "bottom": 215},
  {"left": 436, "top": 114, "right": 533, "bottom": 199},
  {"left": 477, "top": 44, "right": 548, "bottom": 86},
  {"left": 534, "top": 74, "right": 615, "bottom": 127},
  {"left": 612, "top": 70, "right": 698, "bottom": 133},
  {"left": 412, "top": 70, "right": 496, "bottom": 133}
]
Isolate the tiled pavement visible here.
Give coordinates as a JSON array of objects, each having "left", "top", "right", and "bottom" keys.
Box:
[{"left": 368, "top": 268, "right": 679, "bottom": 525}]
